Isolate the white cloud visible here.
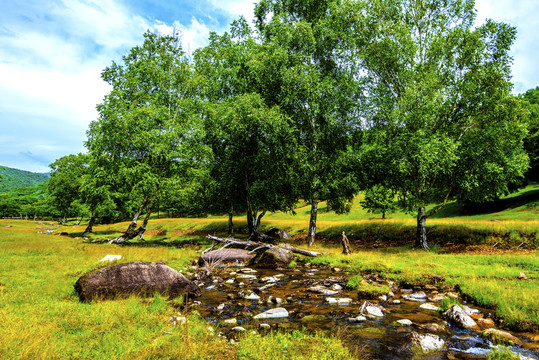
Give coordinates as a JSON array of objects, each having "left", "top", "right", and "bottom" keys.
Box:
[
  {"left": 475, "top": 0, "right": 539, "bottom": 93},
  {"left": 207, "top": 0, "right": 257, "bottom": 24}
]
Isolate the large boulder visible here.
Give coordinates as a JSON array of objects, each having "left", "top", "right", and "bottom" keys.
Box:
[
  {"left": 256, "top": 246, "right": 294, "bottom": 269},
  {"left": 199, "top": 248, "right": 256, "bottom": 267},
  {"left": 74, "top": 261, "right": 200, "bottom": 302}
]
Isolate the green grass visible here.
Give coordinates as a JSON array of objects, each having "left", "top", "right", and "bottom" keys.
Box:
[
  {"left": 302, "top": 248, "right": 539, "bottom": 331},
  {"left": 0, "top": 220, "right": 355, "bottom": 360}
]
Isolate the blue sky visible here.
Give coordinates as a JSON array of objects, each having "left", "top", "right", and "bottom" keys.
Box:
[{"left": 0, "top": 0, "right": 538, "bottom": 173}]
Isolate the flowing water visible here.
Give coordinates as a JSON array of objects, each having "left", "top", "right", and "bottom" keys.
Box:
[{"left": 189, "top": 265, "right": 539, "bottom": 359}]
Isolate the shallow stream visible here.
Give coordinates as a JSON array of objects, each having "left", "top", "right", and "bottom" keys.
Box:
[{"left": 189, "top": 265, "right": 538, "bottom": 359}]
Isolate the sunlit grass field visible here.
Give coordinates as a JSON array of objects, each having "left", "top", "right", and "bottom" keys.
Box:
[
  {"left": 0, "top": 221, "right": 355, "bottom": 360},
  {"left": 0, "top": 184, "right": 537, "bottom": 358}
]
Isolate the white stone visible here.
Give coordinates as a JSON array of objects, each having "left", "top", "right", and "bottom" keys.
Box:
[
  {"left": 420, "top": 303, "right": 440, "bottom": 311},
  {"left": 237, "top": 274, "right": 257, "bottom": 281},
  {"left": 216, "top": 303, "right": 226, "bottom": 310},
  {"left": 307, "top": 285, "right": 339, "bottom": 295},
  {"left": 223, "top": 318, "right": 237, "bottom": 325},
  {"left": 206, "top": 285, "right": 217, "bottom": 290},
  {"left": 232, "top": 326, "right": 246, "bottom": 332},
  {"left": 239, "top": 268, "right": 257, "bottom": 274},
  {"left": 348, "top": 315, "right": 367, "bottom": 322},
  {"left": 331, "top": 284, "right": 343, "bottom": 290},
  {"left": 253, "top": 307, "right": 289, "bottom": 319},
  {"left": 225, "top": 279, "right": 235, "bottom": 284},
  {"left": 463, "top": 305, "right": 481, "bottom": 316},
  {"left": 245, "top": 292, "right": 260, "bottom": 301},
  {"left": 259, "top": 323, "right": 271, "bottom": 329},
  {"left": 412, "top": 332, "right": 445, "bottom": 353},
  {"left": 365, "top": 306, "right": 384, "bottom": 317},
  {"left": 99, "top": 254, "right": 121, "bottom": 262},
  {"left": 392, "top": 300, "right": 401, "bottom": 304},
  {"left": 444, "top": 304, "right": 478, "bottom": 329},
  {"left": 379, "top": 295, "right": 388, "bottom": 301},
  {"left": 326, "top": 297, "right": 352, "bottom": 305},
  {"left": 397, "top": 319, "right": 413, "bottom": 326},
  {"left": 261, "top": 276, "right": 278, "bottom": 283}
]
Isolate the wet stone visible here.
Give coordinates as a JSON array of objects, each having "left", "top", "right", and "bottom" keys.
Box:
[
  {"left": 420, "top": 303, "right": 440, "bottom": 311},
  {"left": 253, "top": 307, "right": 289, "bottom": 319}
]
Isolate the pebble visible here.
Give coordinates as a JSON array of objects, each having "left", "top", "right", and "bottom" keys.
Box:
[
  {"left": 253, "top": 307, "right": 289, "bottom": 319},
  {"left": 420, "top": 303, "right": 440, "bottom": 311},
  {"left": 245, "top": 292, "right": 260, "bottom": 300},
  {"left": 326, "top": 297, "right": 352, "bottom": 305},
  {"left": 397, "top": 319, "right": 413, "bottom": 326},
  {"left": 348, "top": 315, "right": 367, "bottom": 322},
  {"left": 223, "top": 318, "right": 237, "bottom": 325},
  {"left": 232, "top": 326, "right": 246, "bottom": 332}
]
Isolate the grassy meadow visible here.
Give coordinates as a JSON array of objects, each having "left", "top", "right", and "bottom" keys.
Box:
[{"left": 0, "top": 184, "right": 537, "bottom": 359}]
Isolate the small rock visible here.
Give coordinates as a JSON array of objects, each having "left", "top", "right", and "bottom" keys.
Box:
[
  {"left": 477, "top": 318, "right": 496, "bottom": 329},
  {"left": 223, "top": 318, "right": 237, "bottom": 326},
  {"left": 379, "top": 295, "right": 388, "bottom": 301},
  {"left": 420, "top": 303, "right": 440, "bottom": 311},
  {"left": 244, "top": 292, "right": 260, "bottom": 301},
  {"left": 253, "top": 307, "right": 289, "bottom": 319},
  {"left": 307, "top": 285, "right": 339, "bottom": 296},
  {"left": 403, "top": 291, "right": 427, "bottom": 302},
  {"left": 411, "top": 332, "right": 446, "bottom": 354},
  {"left": 232, "top": 326, "right": 246, "bottom": 332},
  {"left": 392, "top": 300, "right": 401, "bottom": 304},
  {"left": 332, "top": 267, "right": 342, "bottom": 273},
  {"left": 259, "top": 323, "right": 271, "bottom": 329},
  {"left": 420, "top": 322, "right": 448, "bottom": 333},
  {"left": 483, "top": 328, "right": 523, "bottom": 346},
  {"left": 365, "top": 306, "right": 384, "bottom": 317},
  {"left": 428, "top": 294, "right": 445, "bottom": 302},
  {"left": 239, "top": 268, "right": 257, "bottom": 274},
  {"left": 445, "top": 292, "right": 459, "bottom": 299},
  {"left": 331, "top": 284, "right": 343, "bottom": 290},
  {"left": 348, "top": 315, "right": 367, "bottom": 322},
  {"left": 326, "top": 297, "right": 352, "bottom": 305},
  {"left": 237, "top": 274, "right": 257, "bottom": 281},
  {"left": 206, "top": 285, "right": 217, "bottom": 290},
  {"left": 225, "top": 279, "right": 234, "bottom": 284},
  {"left": 397, "top": 319, "right": 413, "bottom": 326},
  {"left": 99, "top": 255, "right": 121, "bottom": 262},
  {"left": 216, "top": 303, "right": 226, "bottom": 310},
  {"left": 517, "top": 272, "right": 527, "bottom": 280}
]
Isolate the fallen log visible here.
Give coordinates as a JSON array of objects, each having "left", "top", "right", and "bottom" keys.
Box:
[{"left": 205, "top": 235, "right": 321, "bottom": 257}]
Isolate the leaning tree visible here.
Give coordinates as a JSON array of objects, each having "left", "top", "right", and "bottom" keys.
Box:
[
  {"left": 86, "top": 31, "right": 207, "bottom": 244},
  {"left": 354, "top": 0, "right": 529, "bottom": 248}
]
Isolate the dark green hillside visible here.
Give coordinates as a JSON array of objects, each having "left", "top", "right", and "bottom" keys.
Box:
[{"left": 0, "top": 166, "right": 49, "bottom": 193}]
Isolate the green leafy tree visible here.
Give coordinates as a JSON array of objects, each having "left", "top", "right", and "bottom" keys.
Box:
[
  {"left": 355, "top": 0, "right": 528, "bottom": 248},
  {"left": 521, "top": 87, "right": 539, "bottom": 181},
  {"left": 360, "top": 185, "right": 396, "bottom": 219},
  {"left": 209, "top": 93, "right": 300, "bottom": 238},
  {"left": 48, "top": 154, "right": 89, "bottom": 224},
  {"left": 254, "top": 0, "right": 364, "bottom": 245},
  {"left": 195, "top": 20, "right": 302, "bottom": 238},
  {"left": 86, "top": 31, "right": 207, "bottom": 243}
]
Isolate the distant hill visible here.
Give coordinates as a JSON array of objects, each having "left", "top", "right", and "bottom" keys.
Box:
[{"left": 0, "top": 166, "right": 49, "bottom": 193}]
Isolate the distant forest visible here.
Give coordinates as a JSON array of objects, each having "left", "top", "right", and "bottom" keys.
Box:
[{"left": 0, "top": 166, "right": 49, "bottom": 192}]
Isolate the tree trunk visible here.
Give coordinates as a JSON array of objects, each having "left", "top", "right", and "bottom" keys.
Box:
[
  {"left": 341, "top": 231, "right": 352, "bottom": 255},
  {"left": 416, "top": 206, "right": 428, "bottom": 249},
  {"left": 110, "top": 198, "right": 147, "bottom": 244},
  {"left": 308, "top": 199, "right": 318, "bottom": 247},
  {"left": 228, "top": 210, "right": 234, "bottom": 235},
  {"left": 83, "top": 213, "right": 96, "bottom": 234}
]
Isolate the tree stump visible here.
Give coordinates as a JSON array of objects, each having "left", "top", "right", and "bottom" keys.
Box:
[{"left": 341, "top": 231, "right": 352, "bottom": 255}]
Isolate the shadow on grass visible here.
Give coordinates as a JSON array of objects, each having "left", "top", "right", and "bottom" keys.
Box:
[{"left": 431, "top": 187, "right": 539, "bottom": 218}]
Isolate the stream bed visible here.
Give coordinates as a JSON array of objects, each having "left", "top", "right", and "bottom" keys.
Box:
[{"left": 187, "top": 264, "right": 538, "bottom": 359}]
